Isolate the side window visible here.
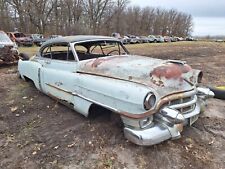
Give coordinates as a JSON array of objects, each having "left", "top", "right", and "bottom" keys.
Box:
[
  {"left": 41, "top": 44, "right": 75, "bottom": 61},
  {"left": 42, "top": 46, "right": 51, "bottom": 58},
  {"left": 74, "top": 45, "right": 89, "bottom": 61},
  {"left": 75, "top": 45, "right": 87, "bottom": 54}
]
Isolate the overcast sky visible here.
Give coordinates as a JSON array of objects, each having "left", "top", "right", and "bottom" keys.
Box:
[{"left": 130, "top": 0, "right": 225, "bottom": 36}]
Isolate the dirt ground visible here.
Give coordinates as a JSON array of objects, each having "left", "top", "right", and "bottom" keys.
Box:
[{"left": 0, "top": 42, "right": 225, "bottom": 169}]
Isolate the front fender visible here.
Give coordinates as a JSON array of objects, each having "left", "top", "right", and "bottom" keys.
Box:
[{"left": 73, "top": 73, "right": 152, "bottom": 115}]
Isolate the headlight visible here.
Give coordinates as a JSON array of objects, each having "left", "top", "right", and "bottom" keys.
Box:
[
  {"left": 139, "top": 116, "right": 153, "bottom": 129},
  {"left": 144, "top": 92, "right": 156, "bottom": 110}
]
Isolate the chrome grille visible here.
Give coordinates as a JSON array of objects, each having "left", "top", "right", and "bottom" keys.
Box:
[{"left": 167, "top": 95, "right": 197, "bottom": 114}]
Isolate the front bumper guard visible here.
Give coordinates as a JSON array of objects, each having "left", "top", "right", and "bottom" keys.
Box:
[
  {"left": 124, "top": 98, "right": 201, "bottom": 146},
  {"left": 124, "top": 87, "right": 214, "bottom": 146}
]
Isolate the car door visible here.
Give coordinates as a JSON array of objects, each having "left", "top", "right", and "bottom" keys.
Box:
[{"left": 39, "top": 43, "right": 78, "bottom": 104}]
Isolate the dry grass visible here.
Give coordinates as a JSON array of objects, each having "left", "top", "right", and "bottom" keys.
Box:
[{"left": 19, "top": 46, "right": 40, "bottom": 56}]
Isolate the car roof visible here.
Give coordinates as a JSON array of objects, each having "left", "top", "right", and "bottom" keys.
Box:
[{"left": 42, "top": 35, "right": 118, "bottom": 46}]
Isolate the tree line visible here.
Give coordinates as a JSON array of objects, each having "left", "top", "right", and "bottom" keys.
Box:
[{"left": 0, "top": 0, "right": 193, "bottom": 37}]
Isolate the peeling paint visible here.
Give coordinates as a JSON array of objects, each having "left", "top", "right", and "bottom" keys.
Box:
[
  {"left": 150, "top": 63, "right": 192, "bottom": 79},
  {"left": 90, "top": 55, "right": 128, "bottom": 68}
]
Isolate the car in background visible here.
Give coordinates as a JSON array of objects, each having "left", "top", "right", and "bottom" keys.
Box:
[
  {"left": 186, "top": 37, "right": 194, "bottom": 41},
  {"left": 170, "top": 36, "right": 177, "bottom": 42},
  {"left": 175, "top": 37, "right": 184, "bottom": 41},
  {"left": 18, "top": 35, "right": 214, "bottom": 146},
  {"left": 164, "top": 36, "right": 171, "bottom": 42},
  {"left": 148, "top": 35, "right": 157, "bottom": 43},
  {"left": 0, "top": 30, "right": 19, "bottom": 65},
  {"left": 155, "top": 35, "right": 164, "bottom": 43},
  {"left": 127, "top": 35, "right": 140, "bottom": 44},
  {"left": 122, "top": 36, "right": 131, "bottom": 44},
  {"left": 49, "top": 35, "right": 63, "bottom": 39},
  {"left": 112, "top": 33, "right": 130, "bottom": 44},
  {"left": 139, "top": 36, "right": 149, "bottom": 43},
  {"left": 111, "top": 32, "right": 121, "bottom": 39},
  {"left": 7, "top": 32, "right": 33, "bottom": 47},
  {"left": 30, "top": 34, "right": 47, "bottom": 46}
]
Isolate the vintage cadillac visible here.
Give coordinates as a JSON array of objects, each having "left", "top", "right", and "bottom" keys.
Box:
[{"left": 18, "top": 36, "right": 214, "bottom": 145}]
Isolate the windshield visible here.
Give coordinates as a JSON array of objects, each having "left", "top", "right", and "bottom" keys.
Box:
[
  {"left": 74, "top": 40, "right": 128, "bottom": 61},
  {"left": 14, "top": 33, "right": 26, "bottom": 38}
]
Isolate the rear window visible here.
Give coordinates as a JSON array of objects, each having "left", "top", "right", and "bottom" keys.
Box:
[{"left": 42, "top": 43, "right": 75, "bottom": 61}]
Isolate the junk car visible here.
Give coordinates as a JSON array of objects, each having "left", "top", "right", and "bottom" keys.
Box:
[
  {"left": 30, "top": 34, "right": 47, "bottom": 46},
  {"left": 18, "top": 35, "right": 214, "bottom": 145},
  {"left": 7, "top": 32, "right": 33, "bottom": 47},
  {"left": 0, "top": 30, "right": 19, "bottom": 65}
]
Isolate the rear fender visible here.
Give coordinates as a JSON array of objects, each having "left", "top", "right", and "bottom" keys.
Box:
[{"left": 18, "top": 59, "right": 42, "bottom": 90}]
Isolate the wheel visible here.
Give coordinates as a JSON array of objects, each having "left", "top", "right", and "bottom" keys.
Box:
[{"left": 209, "top": 86, "right": 225, "bottom": 100}]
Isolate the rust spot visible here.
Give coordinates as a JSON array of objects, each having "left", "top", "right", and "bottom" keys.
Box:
[
  {"left": 91, "top": 58, "right": 104, "bottom": 68},
  {"left": 89, "top": 55, "right": 127, "bottom": 68},
  {"left": 150, "top": 76, "right": 165, "bottom": 87},
  {"left": 150, "top": 63, "right": 192, "bottom": 79}
]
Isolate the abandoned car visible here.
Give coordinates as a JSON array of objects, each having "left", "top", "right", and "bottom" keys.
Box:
[
  {"left": 18, "top": 36, "right": 214, "bottom": 145},
  {"left": 0, "top": 30, "right": 19, "bottom": 65},
  {"left": 7, "top": 32, "right": 33, "bottom": 47}
]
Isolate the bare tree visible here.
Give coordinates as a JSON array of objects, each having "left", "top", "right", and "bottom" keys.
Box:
[
  {"left": 0, "top": 0, "right": 193, "bottom": 36},
  {"left": 25, "top": 0, "right": 56, "bottom": 34},
  {"left": 83, "top": 0, "right": 112, "bottom": 34}
]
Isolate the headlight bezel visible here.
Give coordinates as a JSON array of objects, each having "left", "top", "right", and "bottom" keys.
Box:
[{"left": 144, "top": 92, "right": 156, "bottom": 110}]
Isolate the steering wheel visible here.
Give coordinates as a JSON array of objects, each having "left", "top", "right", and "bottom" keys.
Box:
[{"left": 106, "top": 50, "right": 120, "bottom": 55}]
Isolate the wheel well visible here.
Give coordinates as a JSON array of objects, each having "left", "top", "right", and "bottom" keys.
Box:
[
  {"left": 88, "top": 104, "right": 112, "bottom": 118},
  {"left": 23, "top": 76, "right": 35, "bottom": 85},
  {"left": 88, "top": 104, "right": 123, "bottom": 126}
]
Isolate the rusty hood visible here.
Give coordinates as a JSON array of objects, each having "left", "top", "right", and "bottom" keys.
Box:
[{"left": 78, "top": 55, "right": 199, "bottom": 96}]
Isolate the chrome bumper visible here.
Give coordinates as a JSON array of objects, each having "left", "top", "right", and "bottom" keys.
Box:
[
  {"left": 123, "top": 87, "right": 214, "bottom": 146},
  {"left": 124, "top": 102, "right": 201, "bottom": 146}
]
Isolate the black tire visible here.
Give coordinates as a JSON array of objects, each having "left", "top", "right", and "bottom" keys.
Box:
[
  {"left": 19, "top": 53, "right": 29, "bottom": 61},
  {"left": 209, "top": 86, "right": 225, "bottom": 100}
]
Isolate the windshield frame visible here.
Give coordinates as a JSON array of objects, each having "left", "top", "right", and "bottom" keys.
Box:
[{"left": 71, "top": 39, "right": 129, "bottom": 62}]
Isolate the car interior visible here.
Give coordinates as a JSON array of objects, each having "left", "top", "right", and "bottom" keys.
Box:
[{"left": 41, "top": 41, "right": 127, "bottom": 61}]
